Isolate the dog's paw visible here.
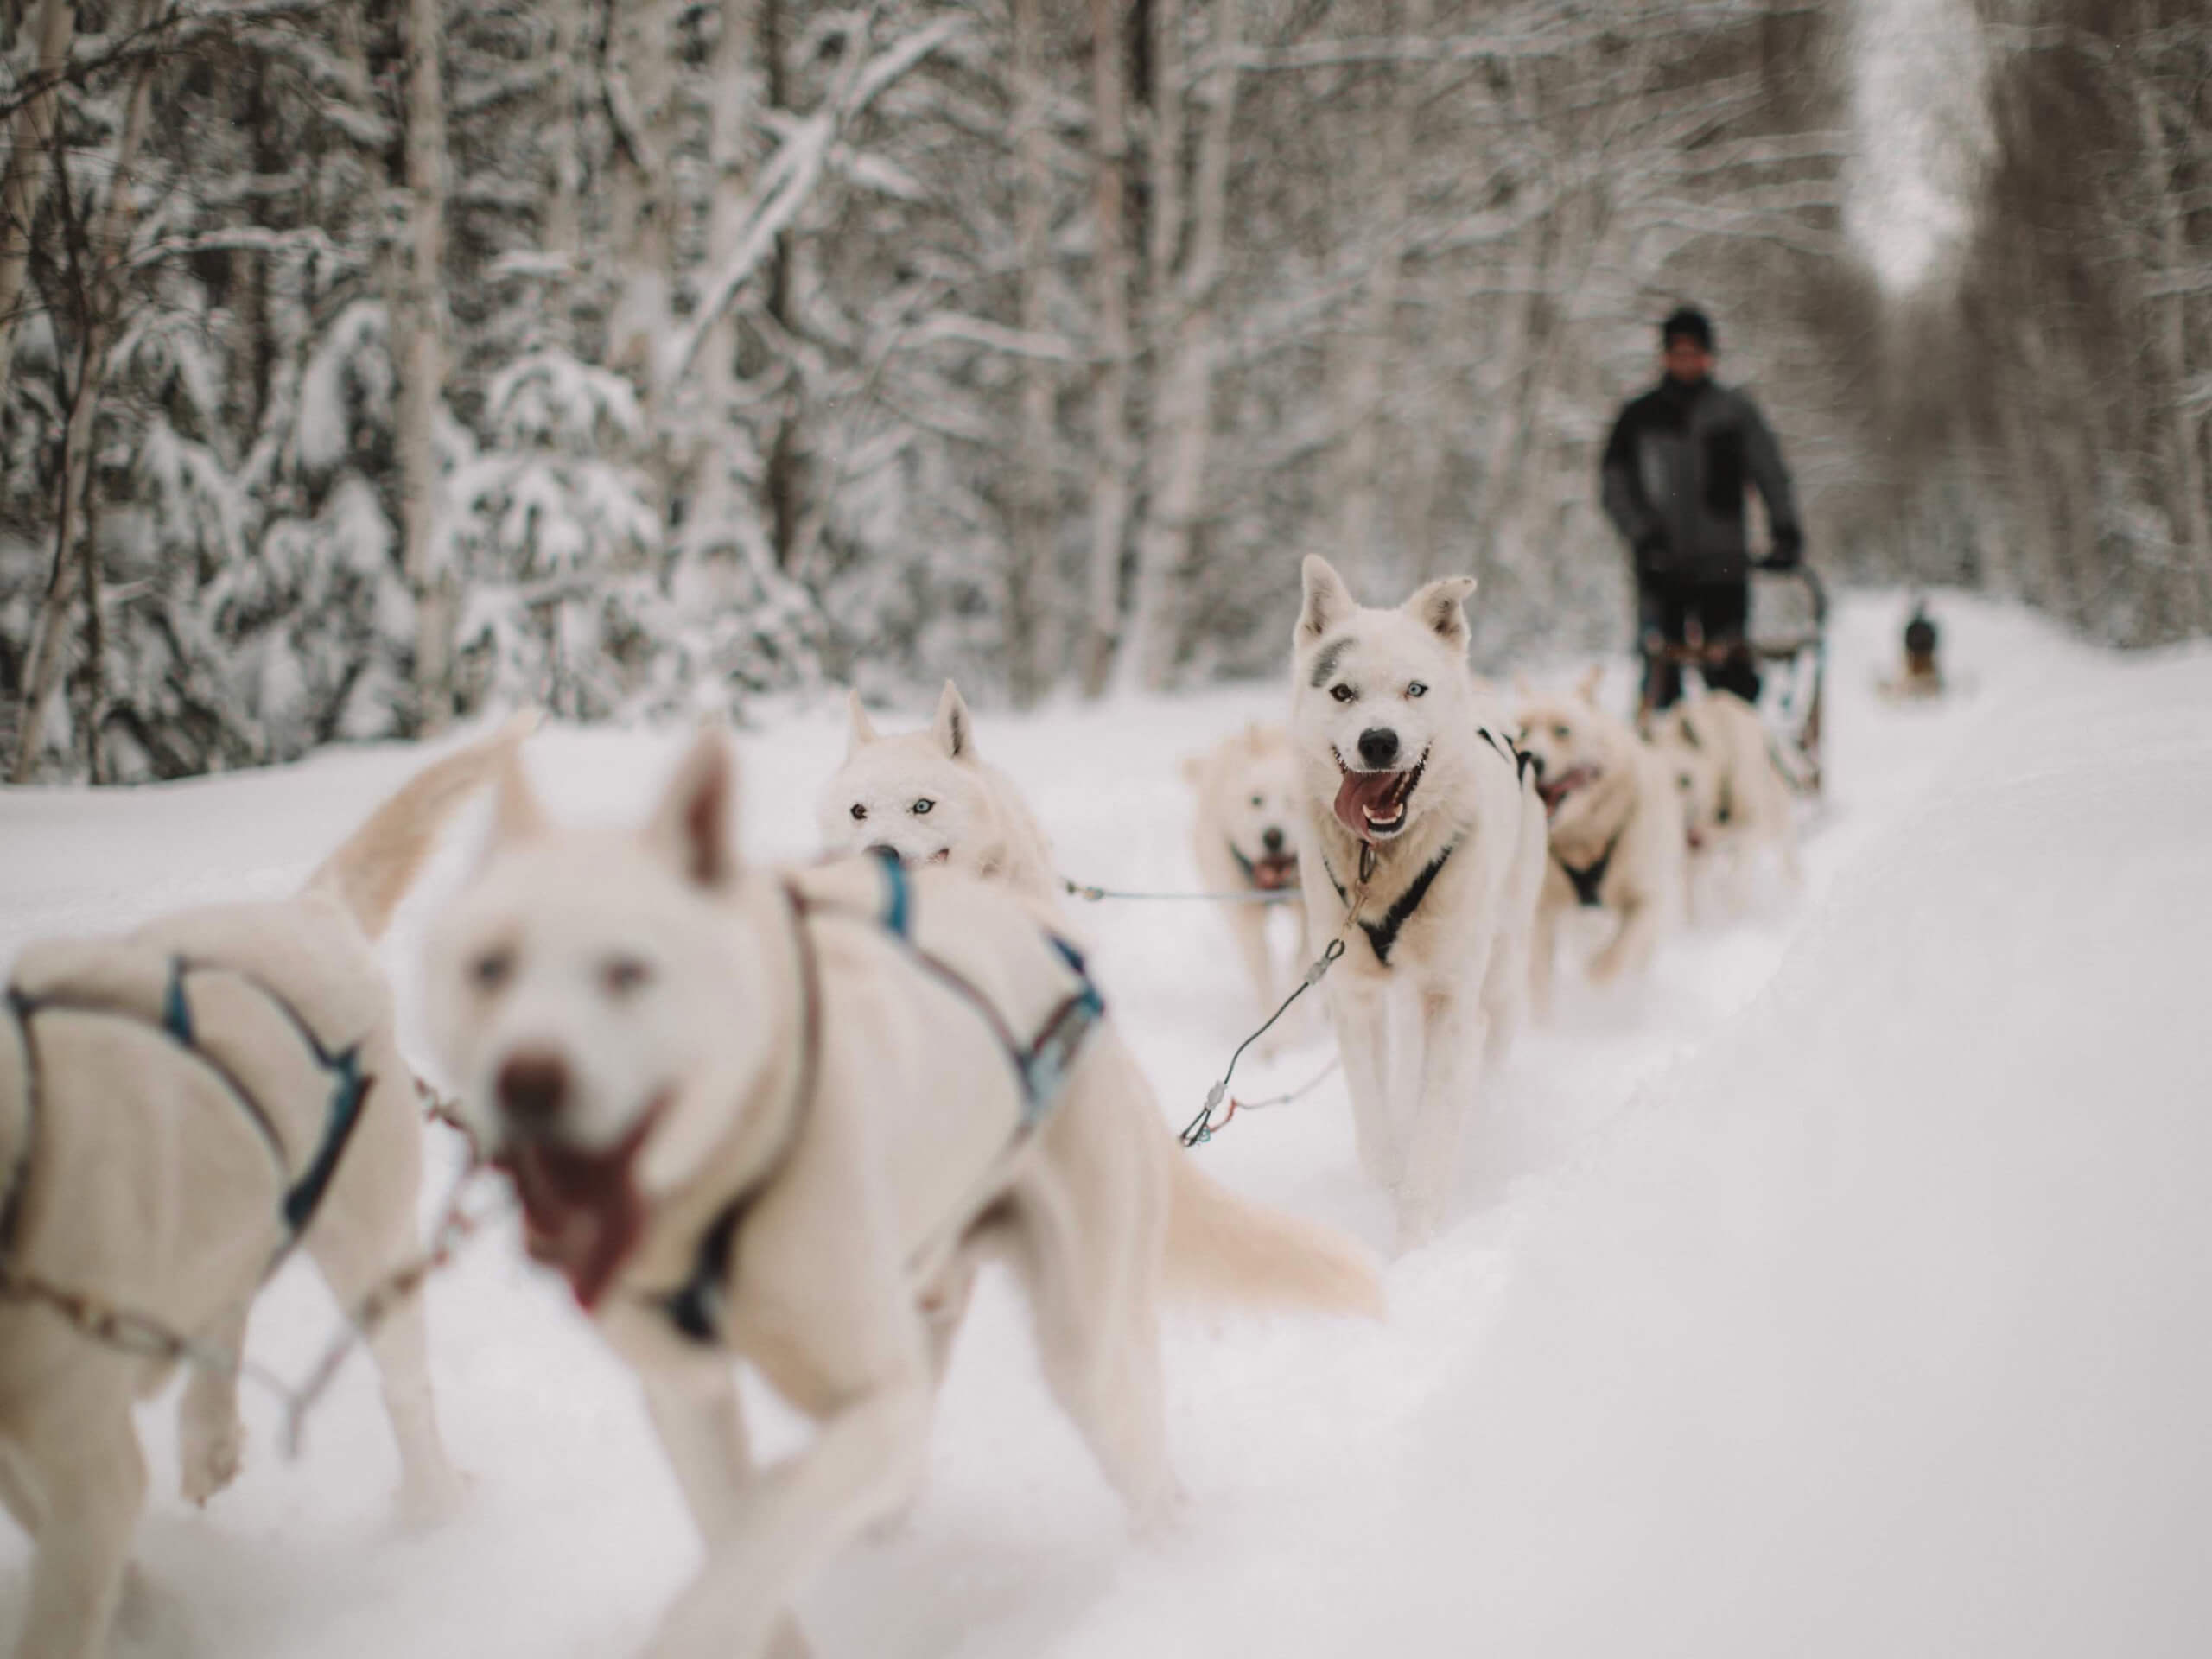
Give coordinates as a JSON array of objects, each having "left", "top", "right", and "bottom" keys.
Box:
[{"left": 179, "top": 1415, "right": 245, "bottom": 1506}]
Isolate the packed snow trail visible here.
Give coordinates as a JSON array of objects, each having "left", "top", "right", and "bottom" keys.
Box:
[{"left": 1, "top": 594, "right": 2202, "bottom": 1657}]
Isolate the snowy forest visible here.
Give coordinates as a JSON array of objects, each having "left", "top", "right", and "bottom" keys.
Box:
[{"left": 1, "top": 0, "right": 2207, "bottom": 783}]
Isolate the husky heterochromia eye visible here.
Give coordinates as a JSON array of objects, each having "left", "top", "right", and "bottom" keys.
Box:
[
  {"left": 1330, "top": 684, "right": 1356, "bottom": 704},
  {"left": 1406, "top": 681, "right": 1427, "bottom": 699},
  {"left": 849, "top": 803, "right": 867, "bottom": 822},
  {"left": 602, "top": 956, "right": 652, "bottom": 996},
  {"left": 911, "top": 798, "right": 935, "bottom": 815},
  {"left": 471, "top": 950, "right": 513, "bottom": 992}
]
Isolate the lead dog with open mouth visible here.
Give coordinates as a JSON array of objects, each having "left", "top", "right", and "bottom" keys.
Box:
[
  {"left": 1515, "top": 671, "right": 1686, "bottom": 1010},
  {"left": 424, "top": 730, "right": 1382, "bottom": 1659},
  {"left": 1288, "top": 556, "right": 1547, "bottom": 1251}
]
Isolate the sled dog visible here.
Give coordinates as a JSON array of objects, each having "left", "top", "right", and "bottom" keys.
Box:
[
  {"left": 1516, "top": 671, "right": 1685, "bottom": 1007},
  {"left": 423, "top": 731, "right": 1382, "bottom": 1659},
  {"left": 1648, "top": 687, "right": 1802, "bottom": 899},
  {"left": 1183, "top": 724, "right": 1311, "bottom": 1019},
  {"left": 1287, "top": 556, "right": 1548, "bottom": 1251},
  {"left": 817, "top": 681, "right": 1060, "bottom": 906},
  {"left": 0, "top": 719, "right": 530, "bottom": 1659}
]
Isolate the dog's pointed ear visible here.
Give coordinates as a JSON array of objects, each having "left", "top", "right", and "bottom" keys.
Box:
[
  {"left": 1402, "top": 576, "right": 1476, "bottom": 650},
  {"left": 845, "top": 689, "right": 878, "bottom": 757},
  {"left": 1299, "top": 556, "right": 1357, "bottom": 645},
  {"left": 931, "top": 680, "right": 974, "bottom": 761},
  {"left": 645, "top": 726, "right": 741, "bottom": 888},
  {"left": 1576, "top": 664, "right": 1605, "bottom": 707},
  {"left": 488, "top": 746, "right": 548, "bottom": 848}
]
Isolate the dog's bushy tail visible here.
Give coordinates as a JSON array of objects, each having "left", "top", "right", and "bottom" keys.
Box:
[
  {"left": 307, "top": 710, "right": 540, "bottom": 939},
  {"left": 1162, "top": 1152, "right": 1385, "bottom": 1319}
]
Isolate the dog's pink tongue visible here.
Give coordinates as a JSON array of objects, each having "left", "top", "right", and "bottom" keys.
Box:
[
  {"left": 1332, "top": 769, "right": 1404, "bottom": 841},
  {"left": 500, "top": 1134, "right": 650, "bottom": 1312}
]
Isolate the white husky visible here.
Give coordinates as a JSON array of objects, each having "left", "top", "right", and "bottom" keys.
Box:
[
  {"left": 1287, "top": 556, "right": 1548, "bottom": 1251},
  {"left": 1183, "top": 724, "right": 1310, "bottom": 1020},
  {"left": 1647, "top": 688, "right": 1802, "bottom": 905},
  {"left": 817, "top": 680, "right": 1060, "bottom": 906},
  {"left": 0, "top": 720, "right": 527, "bottom": 1659},
  {"left": 1515, "top": 673, "right": 1686, "bottom": 1008},
  {"left": 423, "top": 730, "right": 1382, "bottom": 1659}
]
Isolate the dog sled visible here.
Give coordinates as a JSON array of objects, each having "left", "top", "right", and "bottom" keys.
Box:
[{"left": 1638, "top": 565, "right": 1827, "bottom": 797}]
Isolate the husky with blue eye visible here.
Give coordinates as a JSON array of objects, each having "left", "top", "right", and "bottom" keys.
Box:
[
  {"left": 817, "top": 680, "right": 1061, "bottom": 907},
  {"left": 1287, "top": 556, "right": 1548, "bottom": 1253}
]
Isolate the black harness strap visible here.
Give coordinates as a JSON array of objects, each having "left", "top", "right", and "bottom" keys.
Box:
[
  {"left": 660, "top": 881, "right": 825, "bottom": 1347},
  {"left": 1361, "top": 845, "right": 1454, "bottom": 965},
  {"left": 1478, "top": 726, "right": 1535, "bottom": 785},
  {"left": 1320, "top": 841, "right": 1457, "bottom": 967},
  {"left": 1, "top": 990, "right": 39, "bottom": 1252},
  {"left": 1554, "top": 829, "right": 1624, "bottom": 909}
]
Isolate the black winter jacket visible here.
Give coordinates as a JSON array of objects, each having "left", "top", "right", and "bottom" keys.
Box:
[{"left": 1599, "top": 377, "right": 1802, "bottom": 583}]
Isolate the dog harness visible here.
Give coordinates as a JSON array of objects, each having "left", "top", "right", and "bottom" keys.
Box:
[
  {"left": 0, "top": 958, "right": 372, "bottom": 1265},
  {"left": 1319, "top": 843, "right": 1456, "bottom": 968},
  {"left": 1553, "top": 829, "right": 1624, "bottom": 908},
  {"left": 1313, "top": 725, "right": 1532, "bottom": 967},
  {"left": 658, "top": 851, "right": 1106, "bottom": 1346}
]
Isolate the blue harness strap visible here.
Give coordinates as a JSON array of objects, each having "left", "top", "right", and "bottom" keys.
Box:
[
  {"left": 872, "top": 846, "right": 912, "bottom": 939},
  {"left": 1020, "top": 938, "right": 1104, "bottom": 1127},
  {"left": 11, "top": 958, "right": 372, "bottom": 1253},
  {"left": 657, "top": 859, "right": 1108, "bottom": 1347}
]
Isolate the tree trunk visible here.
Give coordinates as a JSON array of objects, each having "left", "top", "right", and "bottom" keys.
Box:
[
  {"left": 398, "top": 0, "right": 454, "bottom": 733},
  {"left": 2132, "top": 54, "right": 2212, "bottom": 632},
  {"left": 1078, "top": 0, "right": 1134, "bottom": 697},
  {"left": 1333, "top": 0, "right": 1427, "bottom": 565},
  {"left": 689, "top": 0, "right": 757, "bottom": 536},
  {"left": 607, "top": 0, "right": 683, "bottom": 520},
  {"left": 12, "top": 21, "right": 157, "bottom": 783},
  {"left": 0, "top": 0, "right": 75, "bottom": 409},
  {"left": 1120, "top": 0, "right": 1239, "bottom": 694},
  {"left": 1006, "top": 0, "right": 1058, "bottom": 706}
]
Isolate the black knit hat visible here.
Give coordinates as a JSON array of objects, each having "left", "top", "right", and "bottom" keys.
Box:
[{"left": 1661, "top": 307, "right": 1714, "bottom": 352}]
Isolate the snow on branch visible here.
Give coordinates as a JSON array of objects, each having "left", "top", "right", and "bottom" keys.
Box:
[{"left": 660, "top": 14, "right": 966, "bottom": 391}]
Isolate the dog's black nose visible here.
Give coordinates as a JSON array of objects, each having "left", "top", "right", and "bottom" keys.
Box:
[
  {"left": 1526, "top": 752, "right": 1547, "bottom": 781},
  {"left": 1357, "top": 728, "right": 1400, "bottom": 767},
  {"left": 1262, "top": 826, "right": 1286, "bottom": 854},
  {"left": 497, "top": 1052, "right": 569, "bottom": 1128}
]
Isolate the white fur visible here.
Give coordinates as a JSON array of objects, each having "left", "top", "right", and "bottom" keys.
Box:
[
  {"left": 1515, "top": 677, "right": 1687, "bottom": 1010},
  {"left": 816, "top": 682, "right": 1060, "bottom": 906},
  {"left": 1648, "top": 688, "right": 1802, "bottom": 913},
  {"left": 423, "top": 731, "right": 1383, "bottom": 1659},
  {"left": 0, "top": 720, "right": 529, "bottom": 1659},
  {"left": 1287, "top": 556, "right": 1548, "bottom": 1253},
  {"left": 1183, "top": 724, "right": 1311, "bottom": 1021}
]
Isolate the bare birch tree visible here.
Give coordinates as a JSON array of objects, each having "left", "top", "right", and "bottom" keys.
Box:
[{"left": 397, "top": 0, "right": 455, "bottom": 732}]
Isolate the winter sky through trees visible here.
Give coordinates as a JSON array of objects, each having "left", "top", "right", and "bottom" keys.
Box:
[{"left": 2, "top": 0, "right": 2208, "bottom": 782}]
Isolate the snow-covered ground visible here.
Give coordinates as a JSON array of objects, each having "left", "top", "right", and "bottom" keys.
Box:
[{"left": 3, "top": 592, "right": 2208, "bottom": 1658}]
